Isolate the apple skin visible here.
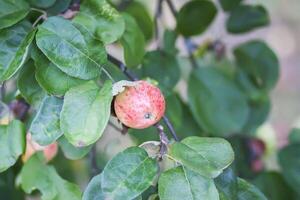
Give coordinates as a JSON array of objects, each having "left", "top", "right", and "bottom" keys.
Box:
[
  {"left": 22, "top": 133, "right": 58, "bottom": 162},
  {"left": 114, "top": 80, "right": 165, "bottom": 129}
]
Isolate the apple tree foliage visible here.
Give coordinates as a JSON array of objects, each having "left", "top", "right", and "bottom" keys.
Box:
[{"left": 0, "top": 0, "right": 298, "bottom": 200}]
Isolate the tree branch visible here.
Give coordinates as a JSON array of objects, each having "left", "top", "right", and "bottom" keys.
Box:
[
  {"left": 107, "top": 54, "right": 179, "bottom": 142},
  {"left": 0, "top": 82, "right": 5, "bottom": 101},
  {"left": 165, "top": 0, "right": 198, "bottom": 68},
  {"left": 154, "top": 0, "right": 164, "bottom": 49}
]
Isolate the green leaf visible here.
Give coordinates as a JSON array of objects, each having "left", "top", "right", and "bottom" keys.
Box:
[
  {"left": 215, "top": 168, "right": 238, "bottom": 200},
  {"left": 288, "top": 128, "right": 300, "bottom": 144},
  {"left": 58, "top": 136, "right": 92, "bottom": 160},
  {"left": 61, "top": 81, "right": 113, "bottom": 147},
  {"left": 0, "top": 21, "right": 36, "bottom": 81},
  {"left": 176, "top": 0, "right": 217, "bottom": 36},
  {"left": 28, "top": 0, "right": 56, "bottom": 8},
  {"left": 253, "top": 171, "right": 296, "bottom": 200},
  {"left": 140, "top": 51, "right": 180, "bottom": 95},
  {"left": 188, "top": 67, "right": 249, "bottom": 136},
  {"left": 0, "top": 120, "right": 26, "bottom": 173},
  {"left": 162, "top": 30, "right": 178, "bottom": 56},
  {"left": 124, "top": 1, "right": 153, "bottom": 41},
  {"left": 0, "top": 0, "right": 29, "bottom": 29},
  {"left": 234, "top": 40, "right": 279, "bottom": 91},
  {"left": 169, "top": 136, "right": 234, "bottom": 178},
  {"left": 32, "top": 45, "right": 86, "bottom": 96},
  {"left": 20, "top": 155, "right": 81, "bottom": 200},
  {"left": 237, "top": 178, "right": 267, "bottom": 200},
  {"left": 165, "top": 94, "right": 183, "bottom": 129},
  {"left": 158, "top": 166, "right": 219, "bottom": 200},
  {"left": 120, "top": 13, "right": 145, "bottom": 67},
  {"left": 83, "top": 174, "right": 105, "bottom": 200},
  {"left": 36, "top": 16, "right": 104, "bottom": 80},
  {"left": 73, "top": 0, "right": 125, "bottom": 44},
  {"left": 242, "top": 97, "right": 270, "bottom": 134},
  {"left": 227, "top": 5, "right": 269, "bottom": 34},
  {"left": 278, "top": 144, "right": 300, "bottom": 195},
  {"left": 101, "top": 147, "right": 158, "bottom": 200},
  {"left": 219, "top": 0, "right": 243, "bottom": 11},
  {"left": 30, "top": 96, "right": 63, "bottom": 146},
  {"left": 47, "top": 0, "right": 72, "bottom": 16},
  {"left": 17, "top": 60, "right": 46, "bottom": 107}
]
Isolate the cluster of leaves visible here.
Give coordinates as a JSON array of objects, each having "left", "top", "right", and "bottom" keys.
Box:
[{"left": 0, "top": 0, "right": 298, "bottom": 200}]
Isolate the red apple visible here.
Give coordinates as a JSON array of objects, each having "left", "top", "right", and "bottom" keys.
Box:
[{"left": 114, "top": 80, "right": 165, "bottom": 129}]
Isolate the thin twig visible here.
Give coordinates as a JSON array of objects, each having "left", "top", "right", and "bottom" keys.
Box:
[
  {"left": 162, "top": 116, "right": 179, "bottom": 141},
  {"left": 154, "top": 0, "right": 164, "bottom": 49},
  {"left": 0, "top": 82, "right": 5, "bottom": 101},
  {"left": 156, "top": 124, "right": 170, "bottom": 159},
  {"left": 108, "top": 121, "right": 123, "bottom": 132}
]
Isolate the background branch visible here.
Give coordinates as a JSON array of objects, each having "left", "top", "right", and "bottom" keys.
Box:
[{"left": 165, "top": 0, "right": 198, "bottom": 68}]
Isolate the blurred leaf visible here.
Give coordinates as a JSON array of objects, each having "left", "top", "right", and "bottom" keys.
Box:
[
  {"left": 124, "top": 1, "right": 153, "bottom": 40},
  {"left": 28, "top": 0, "right": 56, "bottom": 8},
  {"left": 74, "top": 0, "right": 125, "bottom": 44},
  {"left": 120, "top": 13, "right": 145, "bottom": 67},
  {"left": 47, "top": 0, "right": 72, "bottom": 16},
  {"left": 101, "top": 147, "right": 158, "bottom": 200},
  {"left": 0, "top": 0, "right": 29, "bottom": 29},
  {"left": 253, "top": 171, "right": 296, "bottom": 200},
  {"left": 83, "top": 174, "right": 104, "bottom": 200},
  {"left": 58, "top": 136, "right": 92, "bottom": 160},
  {"left": 61, "top": 81, "right": 113, "bottom": 147},
  {"left": 101, "top": 61, "right": 128, "bottom": 82},
  {"left": 278, "top": 144, "right": 300, "bottom": 195},
  {"left": 215, "top": 168, "right": 238, "bottom": 200},
  {"left": 188, "top": 67, "right": 249, "bottom": 136},
  {"left": 20, "top": 155, "right": 81, "bottom": 200},
  {"left": 32, "top": 45, "right": 86, "bottom": 96},
  {"left": 158, "top": 166, "right": 219, "bottom": 200},
  {"left": 242, "top": 97, "right": 270, "bottom": 134},
  {"left": 0, "top": 21, "right": 36, "bottom": 81},
  {"left": 165, "top": 94, "right": 183, "bottom": 129},
  {"left": 129, "top": 126, "right": 159, "bottom": 145},
  {"left": 169, "top": 136, "right": 234, "bottom": 178},
  {"left": 36, "top": 16, "right": 104, "bottom": 80},
  {"left": 288, "top": 128, "right": 300, "bottom": 144},
  {"left": 0, "top": 169, "right": 25, "bottom": 200},
  {"left": 219, "top": 0, "right": 243, "bottom": 11},
  {"left": 234, "top": 40, "right": 279, "bottom": 91},
  {"left": 0, "top": 120, "right": 25, "bottom": 173},
  {"left": 141, "top": 51, "right": 180, "bottom": 96},
  {"left": 162, "top": 30, "right": 178, "bottom": 55},
  {"left": 228, "top": 136, "right": 255, "bottom": 179},
  {"left": 227, "top": 5, "right": 269, "bottom": 34},
  {"left": 235, "top": 69, "right": 267, "bottom": 102},
  {"left": 17, "top": 60, "right": 46, "bottom": 107},
  {"left": 30, "top": 96, "right": 63, "bottom": 146},
  {"left": 176, "top": 0, "right": 217, "bottom": 36},
  {"left": 237, "top": 178, "right": 267, "bottom": 200}
]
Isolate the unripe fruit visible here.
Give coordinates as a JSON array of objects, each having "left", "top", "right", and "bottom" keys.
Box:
[
  {"left": 22, "top": 133, "right": 58, "bottom": 162},
  {"left": 114, "top": 80, "right": 165, "bottom": 129}
]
